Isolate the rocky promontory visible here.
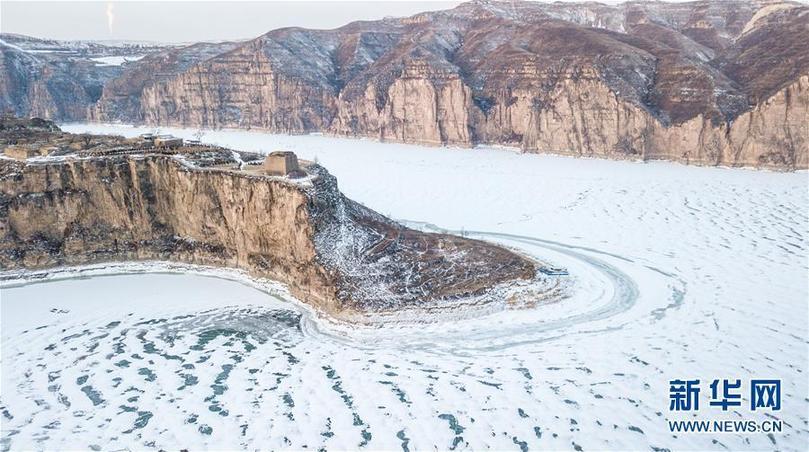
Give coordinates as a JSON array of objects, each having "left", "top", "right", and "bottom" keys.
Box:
[{"left": 0, "top": 118, "right": 552, "bottom": 319}]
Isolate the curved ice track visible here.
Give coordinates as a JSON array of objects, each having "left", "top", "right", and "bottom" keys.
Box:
[{"left": 300, "top": 221, "right": 682, "bottom": 355}]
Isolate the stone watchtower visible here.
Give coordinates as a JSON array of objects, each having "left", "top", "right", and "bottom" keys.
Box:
[{"left": 263, "top": 151, "right": 300, "bottom": 176}]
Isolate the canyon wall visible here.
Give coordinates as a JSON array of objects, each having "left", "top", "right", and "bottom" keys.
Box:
[
  {"left": 4, "top": 0, "right": 807, "bottom": 169},
  {"left": 0, "top": 44, "right": 98, "bottom": 121},
  {"left": 130, "top": 59, "right": 807, "bottom": 169},
  {"left": 138, "top": 42, "right": 338, "bottom": 131},
  {"left": 330, "top": 64, "right": 477, "bottom": 146}
]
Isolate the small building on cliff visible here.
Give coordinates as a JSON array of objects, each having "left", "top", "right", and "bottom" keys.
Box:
[
  {"left": 263, "top": 151, "right": 301, "bottom": 177},
  {"left": 154, "top": 135, "right": 183, "bottom": 149}
]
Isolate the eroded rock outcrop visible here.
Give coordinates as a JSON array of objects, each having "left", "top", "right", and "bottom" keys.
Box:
[{"left": 0, "top": 120, "right": 542, "bottom": 318}]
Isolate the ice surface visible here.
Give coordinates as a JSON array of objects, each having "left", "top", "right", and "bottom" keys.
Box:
[
  {"left": 1, "top": 123, "right": 807, "bottom": 450},
  {"left": 88, "top": 55, "right": 145, "bottom": 66},
  {"left": 0, "top": 39, "right": 28, "bottom": 54}
]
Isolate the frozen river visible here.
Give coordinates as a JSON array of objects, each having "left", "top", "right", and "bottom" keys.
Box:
[{"left": 1, "top": 123, "right": 807, "bottom": 450}]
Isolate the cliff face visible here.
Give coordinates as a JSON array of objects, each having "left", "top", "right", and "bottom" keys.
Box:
[
  {"left": 4, "top": 0, "right": 808, "bottom": 169},
  {"left": 726, "top": 75, "right": 808, "bottom": 168},
  {"left": 331, "top": 64, "right": 476, "bottom": 146},
  {"left": 0, "top": 34, "right": 148, "bottom": 121},
  {"left": 0, "top": 44, "right": 94, "bottom": 120},
  {"left": 138, "top": 41, "right": 338, "bottom": 131},
  {"left": 513, "top": 72, "right": 808, "bottom": 168},
  {"left": 0, "top": 121, "right": 539, "bottom": 316},
  {"left": 88, "top": 41, "right": 243, "bottom": 123},
  {"left": 0, "top": 155, "right": 340, "bottom": 308}
]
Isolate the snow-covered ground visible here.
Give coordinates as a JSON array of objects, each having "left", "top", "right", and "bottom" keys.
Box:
[
  {"left": 2, "top": 123, "right": 807, "bottom": 450},
  {"left": 88, "top": 55, "right": 145, "bottom": 66}
]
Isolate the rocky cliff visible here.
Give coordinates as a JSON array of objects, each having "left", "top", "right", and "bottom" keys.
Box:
[
  {"left": 3, "top": 0, "right": 807, "bottom": 169},
  {"left": 0, "top": 34, "right": 165, "bottom": 121},
  {"left": 0, "top": 120, "right": 543, "bottom": 318}
]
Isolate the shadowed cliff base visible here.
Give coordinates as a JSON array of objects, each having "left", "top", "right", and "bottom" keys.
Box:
[{"left": 0, "top": 118, "right": 563, "bottom": 320}]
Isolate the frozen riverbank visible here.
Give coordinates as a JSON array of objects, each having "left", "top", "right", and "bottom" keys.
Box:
[{"left": 1, "top": 123, "right": 806, "bottom": 450}]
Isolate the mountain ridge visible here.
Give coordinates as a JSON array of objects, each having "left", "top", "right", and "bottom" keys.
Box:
[{"left": 1, "top": 0, "right": 807, "bottom": 168}]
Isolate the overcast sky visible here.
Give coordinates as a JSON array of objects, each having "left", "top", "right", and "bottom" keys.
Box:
[{"left": 1, "top": 1, "right": 467, "bottom": 43}]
